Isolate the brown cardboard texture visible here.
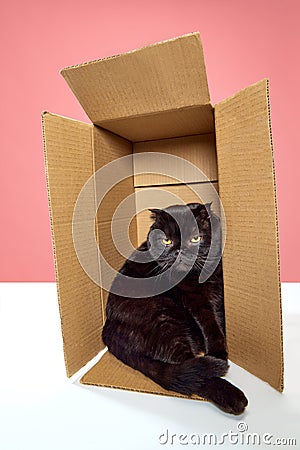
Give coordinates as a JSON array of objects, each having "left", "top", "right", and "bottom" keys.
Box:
[{"left": 42, "top": 32, "right": 283, "bottom": 400}]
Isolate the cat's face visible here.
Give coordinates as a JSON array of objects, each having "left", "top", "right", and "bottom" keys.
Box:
[{"left": 147, "top": 203, "right": 217, "bottom": 276}]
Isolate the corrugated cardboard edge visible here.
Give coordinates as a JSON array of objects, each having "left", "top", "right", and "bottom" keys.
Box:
[
  {"left": 41, "top": 110, "right": 70, "bottom": 376},
  {"left": 266, "top": 80, "right": 284, "bottom": 392},
  {"left": 91, "top": 126, "right": 106, "bottom": 327},
  {"left": 84, "top": 384, "right": 208, "bottom": 404},
  {"left": 60, "top": 32, "right": 201, "bottom": 72},
  {"left": 80, "top": 377, "right": 207, "bottom": 402}
]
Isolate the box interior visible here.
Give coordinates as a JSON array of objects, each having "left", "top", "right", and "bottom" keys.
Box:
[{"left": 42, "top": 33, "right": 283, "bottom": 399}]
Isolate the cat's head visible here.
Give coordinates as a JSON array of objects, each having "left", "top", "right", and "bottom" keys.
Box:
[{"left": 147, "top": 203, "right": 221, "bottom": 276}]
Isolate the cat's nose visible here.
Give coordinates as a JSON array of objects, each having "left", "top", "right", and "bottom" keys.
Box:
[{"left": 174, "top": 249, "right": 181, "bottom": 256}]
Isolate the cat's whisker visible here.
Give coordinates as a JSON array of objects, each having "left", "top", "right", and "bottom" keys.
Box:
[
  {"left": 147, "top": 264, "right": 161, "bottom": 276},
  {"left": 152, "top": 262, "right": 169, "bottom": 280},
  {"left": 153, "top": 270, "right": 166, "bottom": 288}
]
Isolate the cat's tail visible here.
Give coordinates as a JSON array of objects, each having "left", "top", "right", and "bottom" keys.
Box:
[
  {"left": 154, "top": 356, "right": 248, "bottom": 415},
  {"left": 150, "top": 354, "right": 228, "bottom": 394},
  {"left": 105, "top": 344, "right": 247, "bottom": 414}
]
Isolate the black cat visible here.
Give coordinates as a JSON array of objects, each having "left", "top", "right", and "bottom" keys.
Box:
[{"left": 102, "top": 203, "right": 248, "bottom": 415}]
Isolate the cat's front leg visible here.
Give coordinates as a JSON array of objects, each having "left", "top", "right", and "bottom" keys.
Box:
[
  {"left": 197, "top": 306, "right": 228, "bottom": 360},
  {"left": 182, "top": 296, "right": 227, "bottom": 360}
]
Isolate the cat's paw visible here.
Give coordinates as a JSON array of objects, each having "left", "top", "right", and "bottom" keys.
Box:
[
  {"left": 205, "top": 378, "right": 248, "bottom": 415},
  {"left": 219, "top": 383, "right": 248, "bottom": 415}
]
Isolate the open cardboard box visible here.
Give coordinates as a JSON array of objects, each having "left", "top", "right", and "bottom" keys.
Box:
[{"left": 42, "top": 32, "right": 283, "bottom": 399}]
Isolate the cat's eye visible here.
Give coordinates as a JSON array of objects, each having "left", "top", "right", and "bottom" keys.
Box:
[
  {"left": 162, "top": 238, "right": 172, "bottom": 246},
  {"left": 191, "top": 236, "right": 202, "bottom": 243}
]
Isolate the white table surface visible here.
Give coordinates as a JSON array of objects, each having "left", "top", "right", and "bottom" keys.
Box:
[{"left": 0, "top": 282, "right": 299, "bottom": 450}]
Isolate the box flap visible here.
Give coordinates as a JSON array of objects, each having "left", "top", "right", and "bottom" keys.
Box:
[
  {"left": 42, "top": 112, "right": 104, "bottom": 376},
  {"left": 214, "top": 80, "right": 283, "bottom": 391},
  {"left": 61, "top": 33, "right": 210, "bottom": 125}
]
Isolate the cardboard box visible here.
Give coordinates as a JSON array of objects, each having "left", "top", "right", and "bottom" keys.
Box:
[{"left": 42, "top": 32, "right": 283, "bottom": 400}]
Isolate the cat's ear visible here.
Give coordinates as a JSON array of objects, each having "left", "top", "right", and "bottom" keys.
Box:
[
  {"left": 204, "top": 202, "right": 213, "bottom": 213},
  {"left": 187, "top": 203, "right": 203, "bottom": 215},
  {"left": 149, "top": 208, "right": 162, "bottom": 220},
  {"left": 188, "top": 202, "right": 212, "bottom": 218}
]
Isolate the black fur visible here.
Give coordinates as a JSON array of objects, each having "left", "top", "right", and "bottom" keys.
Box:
[{"left": 102, "top": 203, "right": 248, "bottom": 414}]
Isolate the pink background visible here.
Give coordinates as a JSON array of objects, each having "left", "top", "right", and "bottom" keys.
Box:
[{"left": 0, "top": 0, "right": 299, "bottom": 282}]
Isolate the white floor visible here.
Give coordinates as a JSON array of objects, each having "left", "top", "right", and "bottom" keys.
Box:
[{"left": 0, "top": 283, "right": 299, "bottom": 450}]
